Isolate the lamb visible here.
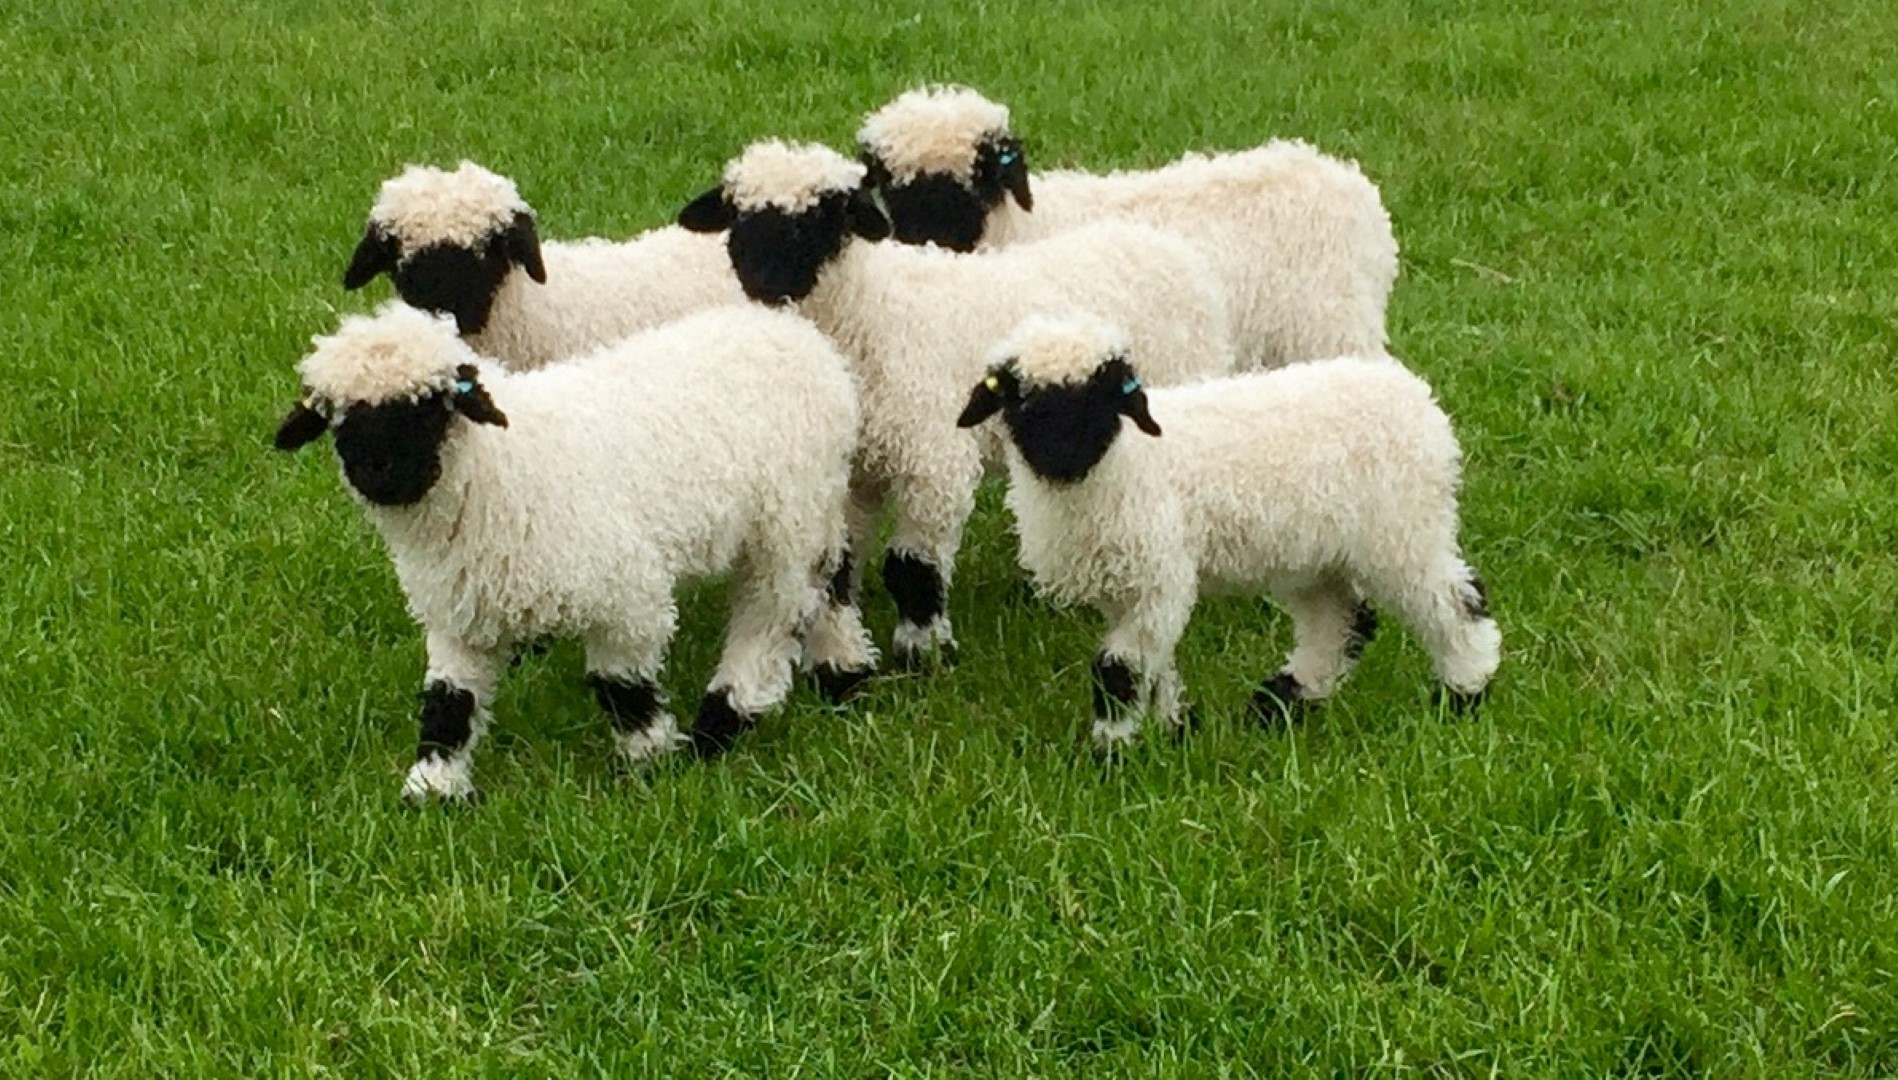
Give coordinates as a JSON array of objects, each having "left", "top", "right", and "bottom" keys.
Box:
[
  {"left": 956, "top": 314, "right": 1501, "bottom": 751},
  {"left": 341, "top": 161, "right": 743, "bottom": 370},
  {"left": 272, "top": 301, "right": 871, "bottom": 800},
  {"left": 857, "top": 86, "right": 1400, "bottom": 370},
  {"left": 677, "top": 139, "right": 1238, "bottom": 667}
]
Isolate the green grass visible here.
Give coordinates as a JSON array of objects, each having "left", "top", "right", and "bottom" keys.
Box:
[{"left": 3, "top": 0, "right": 1896, "bottom": 1072}]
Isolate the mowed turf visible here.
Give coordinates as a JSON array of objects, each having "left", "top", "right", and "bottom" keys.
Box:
[{"left": 2, "top": 0, "right": 1895, "bottom": 1072}]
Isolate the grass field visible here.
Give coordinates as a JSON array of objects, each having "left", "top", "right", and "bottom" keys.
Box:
[{"left": 3, "top": 0, "right": 1896, "bottom": 1072}]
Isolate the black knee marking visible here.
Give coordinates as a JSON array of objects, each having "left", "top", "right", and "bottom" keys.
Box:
[
  {"left": 826, "top": 549, "right": 855, "bottom": 606},
  {"left": 416, "top": 681, "right": 475, "bottom": 761},
  {"left": 882, "top": 549, "right": 945, "bottom": 629},
  {"left": 689, "top": 687, "right": 757, "bottom": 758},
  {"left": 1090, "top": 654, "right": 1140, "bottom": 719},
  {"left": 588, "top": 674, "right": 663, "bottom": 733},
  {"left": 1249, "top": 671, "right": 1310, "bottom": 729},
  {"left": 1461, "top": 573, "right": 1491, "bottom": 620},
  {"left": 813, "top": 664, "right": 872, "bottom": 703},
  {"left": 1346, "top": 602, "right": 1379, "bottom": 661}
]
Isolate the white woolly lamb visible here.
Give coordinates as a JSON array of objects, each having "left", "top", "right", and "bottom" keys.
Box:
[
  {"left": 678, "top": 139, "right": 1239, "bottom": 667},
  {"left": 273, "top": 301, "right": 869, "bottom": 800},
  {"left": 858, "top": 86, "right": 1399, "bottom": 370},
  {"left": 342, "top": 161, "right": 743, "bottom": 370},
  {"left": 956, "top": 314, "right": 1501, "bottom": 751}
]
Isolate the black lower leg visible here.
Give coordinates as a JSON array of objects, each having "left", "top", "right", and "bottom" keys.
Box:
[
  {"left": 882, "top": 549, "right": 948, "bottom": 664},
  {"left": 827, "top": 547, "right": 856, "bottom": 607},
  {"left": 417, "top": 680, "right": 475, "bottom": 762},
  {"left": 813, "top": 663, "right": 871, "bottom": 702},
  {"left": 1346, "top": 602, "right": 1379, "bottom": 661},
  {"left": 1250, "top": 671, "right": 1309, "bottom": 729},
  {"left": 1091, "top": 654, "right": 1140, "bottom": 720},
  {"left": 588, "top": 673, "right": 664, "bottom": 734},
  {"left": 690, "top": 687, "right": 756, "bottom": 757}
]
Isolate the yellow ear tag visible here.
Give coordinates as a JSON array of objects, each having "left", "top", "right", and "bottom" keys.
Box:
[{"left": 984, "top": 374, "right": 1001, "bottom": 391}]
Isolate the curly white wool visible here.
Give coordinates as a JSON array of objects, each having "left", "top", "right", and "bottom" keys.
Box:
[
  {"left": 370, "top": 162, "right": 531, "bottom": 250},
  {"left": 856, "top": 85, "right": 1011, "bottom": 183},
  {"left": 723, "top": 139, "right": 866, "bottom": 213},
  {"left": 299, "top": 304, "right": 466, "bottom": 408}
]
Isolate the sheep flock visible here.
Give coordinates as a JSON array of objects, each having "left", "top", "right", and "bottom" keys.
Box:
[{"left": 275, "top": 84, "right": 1501, "bottom": 800}]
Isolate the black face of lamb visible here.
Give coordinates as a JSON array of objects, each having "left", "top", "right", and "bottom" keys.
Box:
[
  {"left": 724, "top": 196, "right": 853, "bottom": 306},
  {"left": 879, "top": 172, "right": 991, "bottom": 252},
  {"left": 331, "top": 394, "right": 457, "bottom": 507},
  {"left": 347, "top": 213, "right": 545, "bottom": 335},
  {"left": 681, "top": 184, "right": 889, "bottom": 305},
  {"left": 417, "top": 680, "right": 476, "bottom": 761},
  {"left": 998, "top": 359, "right": 1162, "bottom": 484},
  {"left": 871, "top": 135, "right": 1030, "bottom": 252}
]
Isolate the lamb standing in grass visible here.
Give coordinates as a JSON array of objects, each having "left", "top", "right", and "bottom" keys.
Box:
[
  {"left": 678, "top": 139, "right": 1238, "bottom": 668},
  {"left": 273, "top": 302, "right": 869, "bottom": 799},
  {"left": 342, "top": 161, "right": 743, "bottom": 370},
  {"left": 858, "top": 86, "right": 1399, "bottom": 370},
  {"left": 957, "top": 314, "right": 1500, "bottom": 751}
]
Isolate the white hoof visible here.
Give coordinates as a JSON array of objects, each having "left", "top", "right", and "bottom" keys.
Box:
[
  {"left": 402, "top": 754, "right": 477, "bottom": 802},
  {"left": 613, "top": 713, "right": 689, "bottom": 766},
  {"left": 1091, "top": 716, "right": 1142, "bottom": 752}
]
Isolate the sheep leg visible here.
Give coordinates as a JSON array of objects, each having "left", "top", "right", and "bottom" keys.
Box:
[
  {"left": 402, "top": 630, "right": 501, "bottom": 803},
  {"left": 692, "top": 551, "right": 810, "bottom": 758},
  {"left": 802, "top": 481, "right": 882, "bottom": 700},
  {"left": 584, "top": 616, "right": 685, "bottom": 768},
  {"left": 1251, "top": 579, "right": 1374, "bottom": 727},
  {"left": 1092, "top": 589, "right": 1194, "bottom": 751},
  {"left": 1371, "top": 556, "right": 1502, "bottom": 711},
  {"left": 882, "top": 460, "right": 978, "bottom": 669}
]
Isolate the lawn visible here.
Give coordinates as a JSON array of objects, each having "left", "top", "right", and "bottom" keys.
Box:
[{"left": 2, "top": 0, "right": 1895, "bottom": 1072}]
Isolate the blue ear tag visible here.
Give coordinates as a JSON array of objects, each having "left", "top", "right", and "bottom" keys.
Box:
[
  {"left": 1121, "top": 377, "right": 1141, "bottom": 396},
  {"left": 455, "top": 379, "right": 475, "bottom": 395}
]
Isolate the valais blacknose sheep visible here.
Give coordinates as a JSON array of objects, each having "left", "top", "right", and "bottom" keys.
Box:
[
  {"left": 958, "top": 314, "right": 1501, "bottom": 752},
  {"left": 859, "top": 86, "right": 1399, "bottom": 370},
  {"left": 274, "top": 302, "right": 868, "bottom": 800},
  {"left": 678, "top": 139, "right": 1237, "bottom": 668},
  {"left": 342, "top": 161, "right": 743, "bottom": 370}
]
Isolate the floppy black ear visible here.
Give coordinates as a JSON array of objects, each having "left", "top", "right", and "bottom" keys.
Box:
[
  {"left": 274, "top": 402, "right": 330, "bottom": 451},
  {"left": 342, "top": 223, "right": 399, "bottom": 289},
  {"left": 846, "top": 187, "right": 891, "bottom": 241},
  {"left": 1101, "top": 357, "right": 1161, "bottom": 437},
  {"left": 997, "top": 138, "right": 1033, "bottom": 211},
  {"left": 678, "top": 187, "right": 735, "bottom": 233},
  {"left": 504, "top": 211, "right": 546, "bottom": 283},
  {"left": 858, "top": 148, "right": 892, "bottom": 190},
  {"left": 450, "top": 364, "right": 508, "bottom": 427},
  {"left": 956, "top": 374, "right": 1006, "bottom": 428}
]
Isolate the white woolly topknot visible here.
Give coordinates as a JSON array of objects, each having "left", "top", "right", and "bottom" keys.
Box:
[
  {"left": 369, "top": 161, "right": 533, "bottom": 250},
  {"left": 299, "top": 302, "right": 467, "bottom": 408},
  {"left": 857, "top": 85, "right": 1012, "bottom": 183},
  {"left": 722, "top": 140, "right": 864, "bottom": 214},
  {"left": 994, "top": 312, "right": 1132, "bottom": 388}
]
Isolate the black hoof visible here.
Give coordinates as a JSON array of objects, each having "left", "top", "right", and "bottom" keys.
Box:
[
  {"left": 1434, "top": 685, "right": 1487, "bottom": 715},
  {"left": 813, "top": 663, "right": 873, "bottom": 703},
  {"left": 1249, "top": 672, "right": 1310, "bottom": 730},
  {"left": 1168, "top": 703, "right": 1204, "bottom": 743},
  {"left": 689, "top": 689, "right": 756, "bottom": 758},
  {"left": 895, "top": 641, "right": 956, "bottom": 672}
]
